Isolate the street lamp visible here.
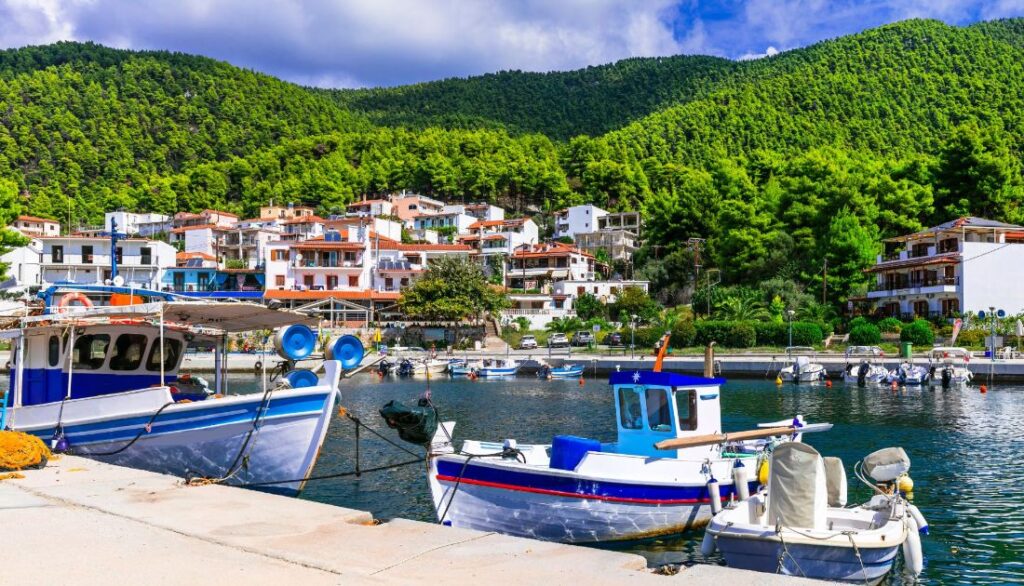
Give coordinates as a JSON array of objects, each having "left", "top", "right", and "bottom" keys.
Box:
[
  {"left": 787, "top": 310, "right": 796, "bottom": 347},
  {"left": 630, "top": 314, "right": 638, "bottom": 359}
]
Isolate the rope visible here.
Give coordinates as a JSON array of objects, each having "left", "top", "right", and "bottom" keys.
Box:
[
  {"left": 79, "top": 401, "right": 177, "bottom": 456},
  {"left": 846, "top": 532, "right": 870, "bottom": 586},
  {"left": 775, "top": 524, "right": 807, "bottom": 577},
  {"left": 238, "top": 456, "right": 425, "bottom": 488},
  {"left": 437, "top": 447, "right": 525, "bottom": 524}
]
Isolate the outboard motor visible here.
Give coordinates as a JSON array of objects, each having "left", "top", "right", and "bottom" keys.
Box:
[
  {"left": 377, "top": 359, "right": 393, "bottom": 376},
  {"left": 941, "top": 366, "right": 953, "bottom": 387},
  {"left": 898, "top": 365, "right": 907, "bottom": 384},
  {"left": 397, "top": 358, "right": 415, "bottom": 377},
  {"left": 857, "top": 362, "right": 870, "bottom": 385},
  {"left": 537, "top": 365, "right": 551, "bottom": 379}
]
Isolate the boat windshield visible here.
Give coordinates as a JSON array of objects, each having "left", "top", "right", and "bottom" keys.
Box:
[
  {"left": 645, "top": 388, "right": 672, "bottom": 432},
  {"left": 73, "top": 334, "right": 111, "bottom": 370},
  {"left": 618, "top": 387, "right": 643, "bottom": 430}
]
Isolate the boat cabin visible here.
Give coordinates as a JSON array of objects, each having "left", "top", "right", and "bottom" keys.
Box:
[
  {"left": 609, "top": 371, "right": 724, "bottom": 459},
  {"left": 5, "top": 324, "right": 187, "bottom": 407}
]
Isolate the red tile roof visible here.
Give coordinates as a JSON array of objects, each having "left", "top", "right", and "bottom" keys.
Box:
[
  {"left": 176, "top": 251, "right": 216, "bottom": 261},
  {"left": 281, "top": 215, "right": 326, "bottom": 225},
  {"left": 16, "top": 215, "right": 59, "bottom": 224},
  {"left": 511, "top": 241, "right": 593, "bottom": 259},
  {"left": 170, "top": 224, "right": 228, "bottom": 234}
]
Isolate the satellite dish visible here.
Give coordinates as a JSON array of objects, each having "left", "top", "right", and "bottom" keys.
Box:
[
  {"left": 997, "top": 309, "right": 1007, "bottom": 318},
  {"left": 112, "top": 275, "right": 125, "bottom": 287}
]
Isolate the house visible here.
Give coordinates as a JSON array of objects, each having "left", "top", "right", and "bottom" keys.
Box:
[
  {"left": 412, "top": 210, "right": 476, "bottom": 241},
  {"left": 260, "top": 203, "right": 316, "bottom": 221},
  {"left": 324, "top": 216, "right": 403, "bottom": 242},
  {"left": 0, "top": 237, "right": 43, "bottom": 290},
  {"left": 371, "top": 241, "right": 473, "bottom": 293},
  {"left": 445, "top": 203, "right": 504, "bottom": 223},
  {"left": 507, "top": 241, "right": 596, "bottom": 291},
  {"left": 264, "top": 231, "right": 373, "bottom": 293},
  {"left": 552, "top": 280, "right": 650, "bottom": 305},
  {"left": 346, "top": 199, "right": 394, "bottom": 218},
  {"left": 865, "top": 217, "right": 1024, "bottom": 318},
  {"left": 163, "top": 252, "right": 264, "bottom": 298},
  {"left": 460, "top": 218, "right": 539, "bottom": 258},
  {"left": 29, "top": 235, "right": 175, "bottom": 289},
  {"left": 11, "top": 215, "right": 60, "bottom": 238},
  {"left": 574, "top": 211, "right": 643, "bottom": 262},
  {"left": 171, "top": 209, "right": 238, "bottom": 230},
  {"left": 390, "top": 193, "right": 445, "bottom": 221},
  {"left": 279, "top": 215, "right": 325, "bottom": 242},
  {"left": 105, "top": 212, "right": 171, "bottom": 237},
  {"left": 169, "top": 225, "right": 233, "bottom": 259},
  {"left": 217, "top": 225, "right": 281, "bottom": 269},
  {"left": 553, "top": 205, "right": 608, "bottom": 240}
]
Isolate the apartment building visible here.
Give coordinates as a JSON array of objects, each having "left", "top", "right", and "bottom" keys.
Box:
[{"left": 11, "top": 215, "right": 60, "bottom": 238}]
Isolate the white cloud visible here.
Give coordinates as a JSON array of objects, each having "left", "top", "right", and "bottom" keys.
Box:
[
  {"left": 0, "top": 0, "right": 687, "bottom": 87},
  {"left": 738, "top": 45, "right": 780, "bottom": 60}
]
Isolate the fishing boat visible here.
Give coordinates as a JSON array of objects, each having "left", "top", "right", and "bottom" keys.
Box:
[
  {"left": 475, "top": 358, "right": 520, "bottom": 377},
  {"left": 704, "top": 444, "right": 927, "bottom": 584},
  {"left": 777, "top": 347, "right": 828, "bottom": 383},
  {"left": 386, "top": 347, "right": 449, "bottom": 375},
  {"left": 537, "top": 363, "right": 585, "bottom": 379},
  {"left": 1, "top": 284, "right": 353, "bottom": 496},
  {"left": 928, "top": 347, "right": 973, "bottom": 387},
  {"left": 420, "top": 339, "right": 831, "bottom": 543},
  {"left": 842, "top": 347, "right": 889, "bottom": 385},
  {"left": 887, "top": 360, "right": 930, "bottom": 385},
  {"left": 448, "top": 359, "right": 481, "bottom": 376}
]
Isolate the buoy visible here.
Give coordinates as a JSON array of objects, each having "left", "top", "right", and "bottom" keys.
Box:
[
  {"left": 707, "top": 477, "right": 722, "bottom": 514},
  {"left": 283, "top": 369, "right": 319, "bottom": 389},
  {"left": 326, "top": 335, "right": 365, "bottom": 369},
  {"left": 775, "top": 376, "right": 782, "bottom": 385},
  {"left": 757, "top": 459, "right": 769, "bottom": 485},
  {"left": 825, "top": 380, "right": 832, "bottom": 388},
  {"left": 733, "top": 460, "right": 750, "bottom": 501},
  {"left": 578, "top": 376, "right": 585, "bottom": 386},
  {"left": 700, "top": 530, "right": 717, "bottom": 557},
  {"left": 274, "top": 324, "right": 316, "bottom": 360},
  {"left": 903, "top": 515, "right": 924, "bottom": 576},
  {"left": 899, "top": 475, "right": 914, "bottom": 494},
  {"left": 908, "top": 503, "right": 929, "bottom": 535},
  {"left": 891, "top": 381, "right": 898, "bottom": 391},
  {"left": 980, "top": 385, "right": 988, "bottom": 394}
]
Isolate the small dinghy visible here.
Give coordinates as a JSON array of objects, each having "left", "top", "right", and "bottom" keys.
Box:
[
  {"left": 888, "top": 360, "right": 930, "bottom": 385},
  {"left": 704, "top": 444, "right": 927, "bottom": 584},
  {"left": 928, "top": 347, "right": 973, "bottom": 387},
  {"left": 778, "top": 347, "right": 828, "bottom": 383},
  {"left": 843, "top": 348, "right": 888, "bottom": 385},
  {"left": 538, "top": 363, "right": 585, "bottom": 379}
]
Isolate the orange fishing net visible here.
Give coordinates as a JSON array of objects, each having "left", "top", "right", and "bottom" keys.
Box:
[{"left": 0, "top": 430, "right": 51, "bottom": 471}]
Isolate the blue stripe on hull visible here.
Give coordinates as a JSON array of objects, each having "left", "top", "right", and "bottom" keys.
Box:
[
  {"left": 15, "top": 368, "right": 175, "bottom": 406},
  {"left": 436, "top": 459, "right": 752, "bottom": 503},
  {"left": 717, "top": 536, "right": 899, "bottom": 583}
]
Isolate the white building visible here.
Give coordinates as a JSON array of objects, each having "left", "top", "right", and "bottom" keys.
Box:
[
  {"left": 460, "top": 218, "right": 539, "bottom": 259},
  {"left": 507, "top": 241, "right": 596, "bottom": 290},
  {"left": 412, "top": 211, "right": 476, "bottom": 240},
  {"left": 23, "top": 236, "right": 176, "bottom": 289},
  {"left": 866, "top": 217, "right": 1024, "bottom": 317},
  {"left": 105, "top": 211, "right": 171, "bottom": 237},
  {"left": 553, "top": 205, "right": 608, "bottom": 240},
  {"left": 445, "top": 203, "right": 504, "bottom": 223},
  {"left": 552, "top": 280, "right": 650, "bottom": 305},
  {"left": 0, "top": 237, "right": 43, "bottom": 291},
  {"left": 346, "top": 199, "right": 394, "bottom": 218},
  {"left": 11, "top": 215, "right": 60, "bottom": 238}
]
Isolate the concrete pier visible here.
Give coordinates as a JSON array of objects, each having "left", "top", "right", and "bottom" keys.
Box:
[{"left": 2, "top": 456, "right": 826, "bottom": 585}]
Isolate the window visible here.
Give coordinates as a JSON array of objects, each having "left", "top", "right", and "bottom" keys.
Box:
[
  {"left": 618, "top": 387, "right": 643, "bottom": 430},
  {"left": 115, "top": 247, "right": 123, "bottom": 265},
  {"left": 326, "top": 275, "right": 338, "bottom": 289},
  {"left": 645, "top": 388, "right": 672, "bottom": 432},
  {"left": 146, "top": 338, "right": 183, "bottom": 371},
  {"left": 72, "top": 334, "right": 111, "bottom": 370},
  {"left": 82, "top": 245, "right": 94, "bottom": 264},
  {"left": 52, "top": 245, "right": 63, "bottom": 263},
  {"left": 48, "top": 335, "right": 61, "bottom": 367},
  {"left": 348, "top": 275, "right": 359, "bottom": 287},
  {"left": 140, "top": 247, "right": 152, "bottom": 265},
  {"left": 110, "top": 334, "right": 148, "bottom": 371},
  {"left": 275, "top": 275, "right": 285, "bottom": 287},
  {"left": 675, "top": 389, "right": 698, "bottom": 431},
  {"left": 385, "top": 277, "right": 394, "bottom": 289},
  {"left": 303, "top": 275, "right": 314, "bottom": 288},
  {"left": 197, "top": 272, "right": 210, "bottom": 289}
]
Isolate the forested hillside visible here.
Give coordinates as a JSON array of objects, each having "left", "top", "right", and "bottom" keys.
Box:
[{"left": 3, "top": 19, "right": 1024, "bottom": 309}]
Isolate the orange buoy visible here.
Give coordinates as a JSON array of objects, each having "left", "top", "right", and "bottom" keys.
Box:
[
  {"left": 980, "top": 385, "right": 988, "bottom": 394},
  {"left": 825, "top": 380, "right": 832, "bottom": 389},
  {"left": 578, "top": 376, "right": 585, "bottom": 387},
  {"left": 891, "top": 381, "right": 898, "bottom": 392}
]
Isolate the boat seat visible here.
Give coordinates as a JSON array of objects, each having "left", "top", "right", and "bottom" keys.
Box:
[
  {"left": 823, "top": 456, "right": 847, "bottom": 507},
  {"left": 766, "top": 443, "right": 828, "bottom": 530},
  {"left": 549, "top": 435, "right": 601, "bottom": 471}
]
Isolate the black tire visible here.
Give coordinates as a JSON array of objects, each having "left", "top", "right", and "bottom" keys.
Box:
[{"left": 254, "top": 361, "right": 263, "bottom": 371}]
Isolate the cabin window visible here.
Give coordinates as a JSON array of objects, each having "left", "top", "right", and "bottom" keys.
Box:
[
  {"left": 48, "top": 335, "right": 60, "bottom": 367},
  {"left": 52, "top": 245, "right": 64, "bottom": 263},
  {"left": 146, "top": 338, "right": 183, "bottom": 372},
  {"left": 82, "top": 245, "right": 94, "bottom": 264},
  {"left": 110, "top": 334, "right": 148, "bottom": 371},
  {"left": 617, "top": 387, "right": 643, "bottom": 430},
  {"left": 645, "top": 388, "right": 672, "bottom": 432},
  {"left": 675, "top": 390, "right": 698, "bottom": 431},
  {"left": 72, "top": 334, "right": 111, "bottom": 370}
]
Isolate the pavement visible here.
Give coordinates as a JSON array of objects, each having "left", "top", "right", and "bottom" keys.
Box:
[{"left": 1, "top": 456, "right": 828, "bottom": 585}]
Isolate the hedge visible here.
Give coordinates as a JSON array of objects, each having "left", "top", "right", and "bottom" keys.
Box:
[
  {"left": 750, "top": 321, "right": 823, "bottom": 346},
  {"left": 694, "top": 320, "right": 821, "bottom": 348},
  {"left": 670, "top": 319, "right": 696, "bottom": 347},
  {"left": 849, "top": 324, "right": 882, "bottom": 345},
  {"left": 900, "top": 319, "right": 935, "bottom": 346},
  {"left": 877, "top": 317, "right": 903, "bottom": 333}
]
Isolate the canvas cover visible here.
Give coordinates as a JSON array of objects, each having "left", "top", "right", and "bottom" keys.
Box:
[
  {"left": 823, "top": 456, "right": 847, "bottom": 507},
  {"left": 767, "top": 442, "right": 827, "bottom": 530},
  {"left": 862, "top": 447, "right": 910, "bottom": 482}
]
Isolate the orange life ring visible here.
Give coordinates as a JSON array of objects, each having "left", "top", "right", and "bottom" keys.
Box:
[{"left": 59, "top": 292, "right": 93, "bottom": 311}]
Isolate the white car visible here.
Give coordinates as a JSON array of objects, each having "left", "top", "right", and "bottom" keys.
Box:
[{"left": 518, "top": 335, "right": 538, "bottom": 350}]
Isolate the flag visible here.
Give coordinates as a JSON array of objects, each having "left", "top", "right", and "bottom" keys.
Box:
[{"left": 951, "top": 318, "right": 963, "bottom": 345}]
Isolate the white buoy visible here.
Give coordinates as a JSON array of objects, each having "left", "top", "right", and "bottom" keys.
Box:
[
  {"left": 903, "top": 514, "right": 924, "bottom": 576},
  {"left": 908, "top": 503, "right": 929, "bottom": 535},
  {"left": 733, "top": 460, "right": 750, "bottom": 501},
  {"left": 700, "top": 530, "right": 717, "bottom": 557},
  {"left": 707, "top": 478, "right": 722, "bottom": 515}
]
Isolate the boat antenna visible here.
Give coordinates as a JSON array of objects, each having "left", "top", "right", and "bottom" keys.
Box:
[{"left": 653, "top": 332, "right": 671, "bottom": 372}]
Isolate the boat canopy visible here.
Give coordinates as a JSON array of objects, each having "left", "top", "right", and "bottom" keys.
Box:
[
  {"left": 18, "top": 301, "right": 316, "bottom": 333},
  {"left": 929, "top": 347, "right": 971, "bottom": 360}
]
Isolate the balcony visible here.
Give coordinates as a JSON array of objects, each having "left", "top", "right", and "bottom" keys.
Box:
[{"left": 866, "top": 276, "right": 959, "bottom": 298}]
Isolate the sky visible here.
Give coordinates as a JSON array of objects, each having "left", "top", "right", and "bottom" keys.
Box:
[{"left": 1, "top": 0, "right": 1022, "bottom": 88}]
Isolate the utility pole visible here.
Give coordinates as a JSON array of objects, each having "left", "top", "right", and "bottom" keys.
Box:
[
  {"left": 687, "top": 238, "right": 706, "bottom": 316},
  {"left": 822, "top": 258, "right": 828, "bottom": 305}
]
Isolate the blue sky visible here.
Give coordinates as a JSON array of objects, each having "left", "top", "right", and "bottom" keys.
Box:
[{"left": 0, "top": 1, "right": 1021, "bottom": 88}]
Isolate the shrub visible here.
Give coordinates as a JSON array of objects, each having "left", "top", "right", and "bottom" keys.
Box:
[
  {"left": 877, "top": 317, "right": 903, "bottom": 333},
  {"left": 849, "top": 324, "right": 882, "bottom": 345},
  {"left": 790, "top": 322, "right": 824, "bottom": 346},
  {"left": 631, "top": 326, "right": 664, "bottom": 348},
  {"left": 753, "top": 322, "right": 788, "bottom": 346},
  {"left": 728, "top": 322, "right": 757, "bottom": 348},
  {"left": 695, "top": 320, "right": 757, "bottom": 348},
  {"left": 670, "top": 318, "right": 696, "bottom": 347},
  {"left": 847, "top": 316, "right": 870, "bottom": 331},
  {"left": 955, "top": 329, "right": 985, "bottom": 348},
  {"left": 900, "top": 319, "right": 935, "bottom": 346}
]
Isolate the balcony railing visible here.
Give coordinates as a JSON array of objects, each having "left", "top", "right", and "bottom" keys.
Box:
[{"left": 870, "top": 276, "right": 959, "bottom": 292}]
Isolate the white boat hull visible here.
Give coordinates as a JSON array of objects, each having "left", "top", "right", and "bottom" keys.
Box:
[{"left": 779, "top": 366, "right": 827, "bottom": 383}]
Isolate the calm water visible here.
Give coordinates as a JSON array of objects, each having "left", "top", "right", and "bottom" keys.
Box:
[{"left": 8, "top": 372, "right": 1022, "bottom": 584}]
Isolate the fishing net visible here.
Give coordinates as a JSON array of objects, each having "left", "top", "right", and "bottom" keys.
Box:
[
  {"left": 380, "top": 399, "right": 437, "bottom": 446},
  {"left": 0, "top": 431, "right": 51, "bottom": 472}
]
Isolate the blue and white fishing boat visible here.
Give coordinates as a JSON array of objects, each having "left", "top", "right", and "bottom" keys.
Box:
[
  {"left": 426, "top": 344, "right": 831, "bottom": 543},
  {"left": 538, "top": 363, "right": 585, "bottom": 379},
  {"left": 704, "top": 445, "right": 927, "bottom": 584},
  {"left": 475, "top": 358, "right": 520, "bottom": 377},
  {"left": 1, "top": 284, "right": 350, "bottom": 496}
]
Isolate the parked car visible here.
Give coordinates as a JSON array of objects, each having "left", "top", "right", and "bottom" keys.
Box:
[
  {"left": 548, "top": 333, "right": 570, "bottom": 348},
  {"left": 518, "top": 335, "right": 538, "bottom": 350},
  {"left": 847, "top": 345, "right": 885, "bottom": 356},
  {"left": 571, "top": 331, "right": 596, "bottom": 346},
  {"left": 604, "top": 332, "right": 624, "bottom": 347}
]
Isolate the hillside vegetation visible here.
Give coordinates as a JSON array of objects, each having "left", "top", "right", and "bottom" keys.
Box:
[{"left": 2, "top": 19, "right": 1024, "bottom": 309}]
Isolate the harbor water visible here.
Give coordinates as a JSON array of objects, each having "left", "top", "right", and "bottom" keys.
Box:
[{"left": 5, "top": 372, "right": 1020, "bottom": 584}]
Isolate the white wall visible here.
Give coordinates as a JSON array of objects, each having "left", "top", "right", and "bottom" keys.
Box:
[
  {"left": 961, "top": 242, "right": 1024, "bottom": 314},
  {"left": 1, "top": 239, "right": 43, "bottom": 287},
  {"left": 555, "top": 205, "right": 607, "bottom": 239},
  {"left": 184, "top": 228, "right": 216, "bottom": 256}
]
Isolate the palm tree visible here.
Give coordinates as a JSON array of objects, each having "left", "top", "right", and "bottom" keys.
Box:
[{"left": 715, "top": 296, "right": 770, "bottom": 321}]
